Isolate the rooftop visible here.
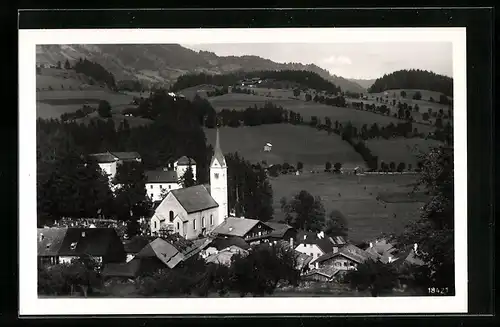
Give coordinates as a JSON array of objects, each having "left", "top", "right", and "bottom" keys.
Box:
[
  {"left": 37, "top": 228, "right": 68, "bottom": 256},
  {"left": 89, "top": 151, "right": 141, "bottom": 163},
  {"left": 145, "top": 170, "right": 178, "bottom": 184},
  {"left": 212, "top": 217, "right": 263, "bottom": 238},
  {"left": 175, "top": 156, "right": 196, "bottom": 166},
  {"left": 169, "top": 184, "right": 219, "bottom": 214}
]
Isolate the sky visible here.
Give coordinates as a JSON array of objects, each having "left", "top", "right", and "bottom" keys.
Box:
[{"left": 181, "top": 42, "right": 453, "bottom": 80}]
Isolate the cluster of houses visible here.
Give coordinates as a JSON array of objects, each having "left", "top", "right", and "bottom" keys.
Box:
[{"left": 38, "top": 214, "right": 423, "bottom": 284}]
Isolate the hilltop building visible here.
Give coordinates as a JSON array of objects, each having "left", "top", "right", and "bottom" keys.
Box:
[
  {"left": 88, "top": 151, "right": 142, "bottom": 181},
  {"left": 149, "top": 129, "right": 228, "bottom": 240}
]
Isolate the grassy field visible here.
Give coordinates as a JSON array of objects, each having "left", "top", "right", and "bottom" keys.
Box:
[
  {"left": 269, "top": 172, "right": 424, "bottom": 243},
  {"left": 36, "top": 90, "right": 135, "bottom": 119},
  {"left": 75, "top": 112, "right": 154, "bottom": 129},
  {"left": 208, "top": 93, "right": 432, "bottom": 133},
  {"left": 204, "top": 124, "right": 366, "bottom": 170},
  {"left": 364, "top": 137, "right": 443, "bottom": 167}
]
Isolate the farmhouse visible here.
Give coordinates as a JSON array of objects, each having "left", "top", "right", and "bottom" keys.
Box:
[
  {"left": 245, "top": 221, "right": 297, "bottom": 244},
  {"left": 89, "top": 151, "right": 142, "bottom": 180},
  {"left": 145, "top": 169, "right": 181, "bottom": 202},
  {"left": 264, "top": 142, "right": 272, "bottom": 152},
  {"left": 38, "top": 227, "right": 126, "bottom": 266},
  {"left": 205, "top": 245, "right": 249, "bottom": 267},
  {"left": 303, "top": 266, "right": 340, "bottom": 282},
  {"left": 294, "top": 231, "right": 346, "bottom": 264},
  {"left": 315, "top": 244, "right": 376, "bottom": 271},
  {"left": 211, "top": 217, "right": 274, "bottom": 242}
]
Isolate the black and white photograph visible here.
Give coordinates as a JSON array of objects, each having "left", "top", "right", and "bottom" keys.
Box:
[{"left": 19, "top": 27, "right": 468, "bottom": 315}]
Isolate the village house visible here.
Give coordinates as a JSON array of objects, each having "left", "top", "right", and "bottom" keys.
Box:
[
  {"left": 205, "top": 245, "right": 249, "bottom": 267},
  {"left": 244, "top": 221, "right": 297, "bottom": 244},
  {"left": 314, "top": 243, "right": 377, "bottom": 272},
  {"left": 149, "top": 129, "right": 229, "bottom": 240},
  {"left": 211, "top": 217, "right": 274, "bottom": 243},
  {"left": 38, "top": 227, "right": 126, "bottom": 267},
  {"left": 303, "top": 266, "right": 340, "bottom": 282},
  {"left": 294, "top": 231, "right": 346, "bottom": 266},
  {"left": 88, "top": 151, "right": 142, "bottom": 181},
  {"left": 145, "top": 169, "right": 182, "bottom": 202},
  {"left": 174, "top": 156, "right": 197, "bottom": 181},
  {"left": 264, "top": 142, "right": 272, "bottom": 152}
]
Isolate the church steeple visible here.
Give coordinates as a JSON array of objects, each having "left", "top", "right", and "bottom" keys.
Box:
[{"left": 211, "top": 128, "right": 226, "bottom": 167}]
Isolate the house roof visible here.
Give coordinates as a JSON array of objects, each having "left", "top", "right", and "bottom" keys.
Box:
[
  {"left": 393, "top": 248, "right": 425, "bottom": 266},
  {"left": 135, "top": 238, "right": 184, "bottom": 269},
  {"left": 211, "top": 217, "right": 263, "bottom": 237},
  {"left": 57, "top": 228, "right": 123, "bottom": 257},
  {"left": 169, "top": 184, "right": 219, "bottom": 214},
  {"left": 316, "top": 244, "right": 374, "bottom": 264},
  {"left": 37, "top": 228, "right": 68, "bottom": 256},
  {"left": 209, "top": 236, "right": 251, "bottom": 251},
  {"left": 145, "top": 170, "right": 178, "bottom": 183},
  {"left": 89, "top": 151, "right": 141, "bottom": 163},
  {"left": 175, "top": 156, "right": 196, "bottom": 166},
  {"left": 305, "top": 266, "right": 340, "bottom": 279},
  {"left": 205, "top": 246, "right": 248, "bottom": 266},
  {"left": 295, "top": 251, "right": 313, "bottom": 270},
  {"left": 123, "top": 235, "right": 150, "bottom": 254},
  {"left": 264, "top": 222, "right": 295, "bottom": 238},
  {"left": 161, "top": 233, "right": 199, "bottom": 258}
]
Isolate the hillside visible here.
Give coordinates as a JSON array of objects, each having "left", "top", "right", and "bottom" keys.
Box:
[
  {"left": 348, "top": 78, "right": 376, "bottom": 90},
  {"left": 368, "top": 69, "right": 453, "bottom": 97},
  {"left": 36, "top": 44, "right": 365, "bottom": 93}
]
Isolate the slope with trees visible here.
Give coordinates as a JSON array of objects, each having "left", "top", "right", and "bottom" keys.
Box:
[{"left": 368, "top": 69, "right": 453, "bottom": 97}]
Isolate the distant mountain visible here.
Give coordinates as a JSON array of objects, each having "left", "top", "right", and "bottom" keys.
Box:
[
  {"left": 348, "top": 78, "right": 376, "bottom": 90},
  {"left": 36, "top": 44, "right": 366, "bottom": 93}
]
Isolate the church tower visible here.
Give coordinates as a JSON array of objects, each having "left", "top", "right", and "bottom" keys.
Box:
[{"left": 210, "top": 128, "right": 228, "bottom": 226}]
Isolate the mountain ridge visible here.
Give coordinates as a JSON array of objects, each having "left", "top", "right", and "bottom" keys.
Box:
[{"left": 36, "top": 44, "right": 366, "bottom": 93}]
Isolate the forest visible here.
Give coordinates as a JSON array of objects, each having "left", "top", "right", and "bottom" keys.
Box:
[
  {"left": 367, "top": 69, "right": 453, "bottom": 97},
  {"left": 73, "top": 58, "right": 117, "bottom": 90},
  {"left": 170, "top": 70, "right": 342, "bottom": 94}
]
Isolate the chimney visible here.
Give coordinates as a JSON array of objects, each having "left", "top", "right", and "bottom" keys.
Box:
[
  {"left": 369, "top": 242, "right": 373, "bottom": 248},
  {"left": 81, "top": 231, "right": 86, "bottom": 237},
  {"left": 290, "top": 237, "right": 294, "bottom": 248}
]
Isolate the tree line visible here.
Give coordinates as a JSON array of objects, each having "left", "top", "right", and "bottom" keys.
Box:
[
  {"left": 170, "top": 70, "right": 342, "bottom": 94},
  {"left": 367, "top": 69, "right": 453, "bottom": 97}
]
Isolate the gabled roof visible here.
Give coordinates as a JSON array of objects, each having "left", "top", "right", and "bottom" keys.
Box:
[
  {"left": 102, "top": 259, "right": 142, "bottom": 279},
  {"left": 135, "top": 238, "right": 184, "bottom": 269},
  {"left": 316, "top": 244, "right": 374, "bottom": 264},
  {"left": 211, "top": 217, "right": 264, "bottom": 237},
  {"left": 211, "top": 128, "right": 226, "bottom": 167},
  {"left": 264, "top": 222, "right": 295, "bottom": 238},
  {"left": 169, "top": 184, "right": 219, "bottom": 214},
  {"left": 175, "top": 156, "right": 196, "bottom": 166},
  {"left": 37, "top": 228, "right": 68, "bottom": 256},
  {"left": 209, "top": 236, "right": 251, "bottom": 251},
  {"left": 57, "top": 228, "right": 123, "bottom": 257},
  {"left": 145, "top": 170, "right": 178, "bottom": 183},
  {"left": 305, "top": 266, "right": 340, "bottom": 279},
  {"left": 89, "top": 151, "right": 141, "bottom": 163}
]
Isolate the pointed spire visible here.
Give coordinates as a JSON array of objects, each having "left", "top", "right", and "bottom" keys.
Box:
[{"left": 211, "top": 127, "right": 226, "bottom": 167}]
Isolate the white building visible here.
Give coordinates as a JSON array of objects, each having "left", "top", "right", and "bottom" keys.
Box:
[
  {"left": 89, "top": 151, "right": 142, "bottom": 181},
  {"left": 149, "top": 128, "right": 228, "bottom": 240},
  {"left": 174, "top": 156, "right": 197, "bottom": 181},
  {"left": 145, "top": 169, "right": 182, "bottom": 202},
  {"left": 264, "top": 142, "right": 272, "bottom": 152},
  {"left": 294, "top": 231, "right": 346, "bottom": 268}
]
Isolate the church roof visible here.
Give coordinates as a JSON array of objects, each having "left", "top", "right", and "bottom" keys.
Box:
[
  {"left": 170, "top": 184, "right": 219, "bottom": 214},
  {"left": 145, "top": 170, "right": 178, "bottom": 183},
  {"left": 176, "top": 156, "right": 196, "bottom": 166},
  {"left": 211, "top": 128, "right": 226, "bottom": 167}
]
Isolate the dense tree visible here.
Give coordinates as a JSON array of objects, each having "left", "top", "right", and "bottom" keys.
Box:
[
  {"left": 113, "top": 161, "right": 150, "bottom": 220},
  {"left": 325, "top": 161, "right": 332, "bottom": 172},
  {"left": 178, "top": 159, "right": 196, "bottom": 188},
  {"left": 74, "top": 58, "right": 116, "bottom": 89},
  {"left": 333, "top": 162, "right": 342, "bottom": 172},
  {"left": 368, "top": 69, "right": 453, "bottom": 97},
  {"left": 293, "top": 89, "right": 301, "bottom": 97},
  {"left": 97, "top": 100, "right": 112, "bottom": 118},
  {"left": 346, "top": 259, "right": 399, "bottom": 297},
  {"left": 296, "top": 161, "right": 304, "bottom": 171},
  {"left": 56, "top": 61, "right": 61, "bottom": 69},
  {"left": 413, "top": 91, "right": 422, "bottom": 100},
  {"left": 324, "top": 209, "right": 348, "bottom": 237},
  {"left": 397, "top": 162, "right": 406, "bottom": 172},
  {"left": 394, "top": 146, "right": 454, "bottom": 295},
  {"left": 226, "top": 152, "right": 274, "bottom": 221},
  {"left": 280, "top": 190, "right": 326, "bottom": 231}
]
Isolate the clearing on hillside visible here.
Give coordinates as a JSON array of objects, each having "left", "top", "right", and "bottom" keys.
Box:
[
  {"left": 204, "top": 124, "right": 366, "bottom": 170},
  {"left": 270, "top": 173, "right": 424, "bottom": 243},
  {"left": 36, "top": 90, "right": 135, "bottom": 119},
  {"left": 207, "top": 93, "right": 435, "bottom": 133},
  {"left": 365, "top": 137, "right": 443, "bottom": 167}
]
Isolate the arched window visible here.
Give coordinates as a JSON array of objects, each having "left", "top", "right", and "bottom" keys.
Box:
[
  {"left": 210, "top": 214, "right": 213, "bottom": 226},
  {"left": 154, "top": 221, "right": 157, "bottom": 230},
  {"left": 177, "top": 222, "right": 180, "bottom": 230},
  {"left": 169, "top": 211, "right": 174, "bottom": 222},
  {"left": 202, "top": 217, "right": 205, "bottom": 228}
]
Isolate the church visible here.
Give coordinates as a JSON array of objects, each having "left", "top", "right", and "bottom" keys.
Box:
[{"left": 149, "top": 129, "right": 228, "bottom": 240}]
